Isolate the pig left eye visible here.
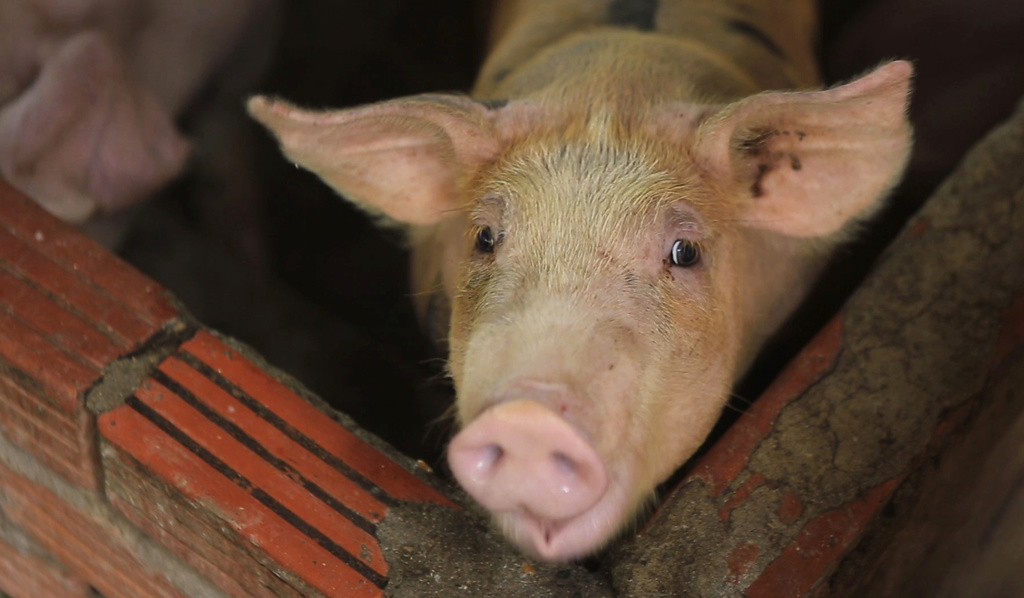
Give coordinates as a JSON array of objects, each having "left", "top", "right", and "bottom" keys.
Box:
[
  {"left": 475, "top": 226, "right": 496, "bottom": 253},
  {"left": 670, "top": 239, "right": 701, "bottom": 267}
]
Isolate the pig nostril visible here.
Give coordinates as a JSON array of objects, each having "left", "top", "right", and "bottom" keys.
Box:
[
  {"left": 551, "top": 451, "right": 575, "bottom": 472},
  {"left": 470, "top": 444, "right": 504, "bottom": 477},
  {"left": 484, "top": 444, "right": 504, "bottom": 467},
  {"left": 551, "top": 451, "right": 579, "bottom": 493}
]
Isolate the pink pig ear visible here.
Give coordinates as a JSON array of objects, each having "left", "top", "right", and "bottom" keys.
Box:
[
  {"left": 694, "top": 61, "right": 913, "bottom": 237},
  {"left": 248, "top": 94, "right": 513, "bottom": 225},
  {"left": 0, "top": 32, "right": 190, "bottom": 224}
]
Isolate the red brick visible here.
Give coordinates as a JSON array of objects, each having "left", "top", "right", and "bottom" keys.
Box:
[
  {"left": 0, "top": 180, "right": 177, "bottom": 326},
  {"left": 98, "top": 332, "right": 466, "bottom": 597},
  {"left": 0, "top": 268, "right": 126, "bottom": 368},
  {"left": 101, "top": 407, "right": 383, "bottom": 597},
  {"left": 718, "top": 473, "right": 766, "bottom": 523},
  {"left": 778, "top": 492, "right": 805, "bottom": 524},
  {"left": 0, "top": 308, "right": 100, "bottom": 414},
  {"left": 158, "top": 356, "right": 390, "bottom": 524},
  {"left": 0, "top": 181, "right": 183, "bottom": 489},
  {"left": 0, "top": 374, "right": 79, "bottom": 443},
  {"left": 134, "top": 379, "right": 387, "bottom": 578},
  {"left": 106, "top": 447, "right": 306, "bottom": 598},
  {"left": 0, "top": 460, "right": 185, "bottom": 598},
  {"left": 0, "top": 534, "right": 91, "bottom": 598},
  {"left": 180, "top": 331, "right": 456, "bottom": 508},
  {"left": 0, "top": 392, "right": 96, "bottom": 489},
  {"left": 0, "top": 226, "right": 152, "bottom": 347},
  {"left": 727, "top": 542, "right": 761, "bottom": 583},
  {"left": 105, "top": 484, "right": 266, "bottom": 598}
]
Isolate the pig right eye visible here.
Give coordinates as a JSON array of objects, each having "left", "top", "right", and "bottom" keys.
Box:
[
  {"left": 670, "top": 239, "right": 701, "bottom": 267},
  {"left": 475, "top": 226, "right": 496, "bottom": 253}
]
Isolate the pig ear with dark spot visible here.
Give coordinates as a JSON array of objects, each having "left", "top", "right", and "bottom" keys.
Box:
[
  {"left": 694, "top": 60, "right": 913, "bottom": 237},
  {"left": 248, "top": 94, "right": 514, "bottom": 225}
]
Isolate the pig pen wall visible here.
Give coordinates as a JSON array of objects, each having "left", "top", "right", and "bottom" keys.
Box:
[{"left": 1, "top": 97, "right": 1024, "bottom": 598}]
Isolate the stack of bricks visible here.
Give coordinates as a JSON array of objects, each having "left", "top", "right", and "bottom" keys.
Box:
[{"left": 0, "top": 180, "right": 457, "bottom": 598}]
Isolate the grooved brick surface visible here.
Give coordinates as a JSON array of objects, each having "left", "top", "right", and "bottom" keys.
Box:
[
  {"left": 0, "top": 460, "right": 185, "bottom": 598},
  {"left": 0, "top": 533, "right": 91, "bottom": 598},
  {"left": 0, "top": 180, "right": 182, "bottom": 489},
  {"left": 100, "top": 331, "right": 457, "bottom": 598}
]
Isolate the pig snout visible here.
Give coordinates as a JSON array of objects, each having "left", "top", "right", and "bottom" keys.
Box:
[{"left": 448, "top": 398, "right": 610, "bottom": 558}]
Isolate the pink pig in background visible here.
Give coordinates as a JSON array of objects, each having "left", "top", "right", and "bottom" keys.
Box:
[
  {"left": 0, "top": 0, "right": 277, "bottom": 231},
  {"left": 250, "top": 0, "right": 913, "bottom": 562}
]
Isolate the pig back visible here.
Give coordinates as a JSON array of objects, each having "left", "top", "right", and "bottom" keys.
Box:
[{"left": 477, "top": 0, "right": 820, "bottom": 99}]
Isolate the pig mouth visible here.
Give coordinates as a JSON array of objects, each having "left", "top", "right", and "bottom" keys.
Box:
[{"left": 494, "top": 477, "right": 634, "bottom": 562}]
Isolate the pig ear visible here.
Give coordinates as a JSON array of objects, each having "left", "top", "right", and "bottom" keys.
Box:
[
  {"left": 694, "top": 61, "right": 913, "bottom": 237},
  {"left": 248, "top": 94, "right": 508, "bottom": 225},
  {"left": 0, "top": 33, "right": 190, "bottom": 224}
]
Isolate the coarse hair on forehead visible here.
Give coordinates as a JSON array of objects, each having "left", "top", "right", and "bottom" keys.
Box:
[{"left": 470, "top": 112, "right": 733, "bottom": 244}]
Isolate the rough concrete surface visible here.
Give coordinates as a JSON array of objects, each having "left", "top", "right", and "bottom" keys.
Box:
[
  {"left": 833, "top": 350, "right": 1024, "bottom": 597},
  {"left": 378, "top": 502, "right": 613, "bottom": 598},
  {"left": 608, "top": 96, "right": 1024, "bottom": 597},
  {"left": 86, "top": 315, "right": 194, "bottom": 415}
]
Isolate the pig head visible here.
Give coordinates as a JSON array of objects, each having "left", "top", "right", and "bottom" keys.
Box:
[
  {"left": 249, "top": 24, "right": 912, "bottom": 561},
  {"left": 0, "top": 0, "right": 275, "bottom": 224}
]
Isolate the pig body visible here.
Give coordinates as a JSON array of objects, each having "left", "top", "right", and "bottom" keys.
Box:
[
  {"left": 0, "top": 0, "right": 277, "bottom": 228},
  {"left": 250, "top": 0, "right": 912, "bottom": 561}
]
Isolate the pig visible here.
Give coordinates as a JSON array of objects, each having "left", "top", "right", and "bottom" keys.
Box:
[
  {"left": 0, "top": 0, "right": 277, "bottom": 242},
  {"left": 249, "top": 0, "right": 912, "bottom": 561}
]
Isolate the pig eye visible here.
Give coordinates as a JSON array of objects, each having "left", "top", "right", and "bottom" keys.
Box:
[
  {"left": 475, "top": 226, "right": 495, "bottom": 253},
  {"left": 670, "top": 239, "right": 701, "bottom": 267}
]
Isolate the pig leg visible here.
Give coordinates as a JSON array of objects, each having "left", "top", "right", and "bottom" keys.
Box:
[{"left": 0, "top": 31, "right": 190, "bottom": 224}]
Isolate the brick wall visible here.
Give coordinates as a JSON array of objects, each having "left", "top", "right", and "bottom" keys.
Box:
[{"left": 0, "top": 181, "right": 457, "bottom": 598}]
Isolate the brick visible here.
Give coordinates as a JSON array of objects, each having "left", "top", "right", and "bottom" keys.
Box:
[
  {"left": 0, "top": 375, "right": 80, "bottom": 448},
  {"left": 0, "top": 180, "right": 183, "bottom": 489},
  {"left": 0, "top": 382, "right": 96, "bottom": 488},
  {"left": 0, "top": 528, "right": 91, "bottom": 598},
  {"left": 102, "top": 404, "right": 381, "bottom": 597},
  {"left": 178, "top": 331, "right": 456, "bottom": 507},
  {"left": 0, "top": 181, "right": 177, "bottom": 326},
  {"left": 99, "top": 334, "right": 460, "bottom": 597},
  {"left": 157, "top": 357, "right": 390, "bottom": 525},
  {"left": 0, "top": 460, "right": 185, "bottom": 598},
  {"left": 0, "top": 226, "right": 152, "bottom": 347},
  {"left": 0, "top": 268, "right": 125, "bottom": 368},
  {"left": 105, "top": 442, "right": 310, "bottom": 598},
  {"left": 0, "top": 309, "right": 100, "bottom": 414}
]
